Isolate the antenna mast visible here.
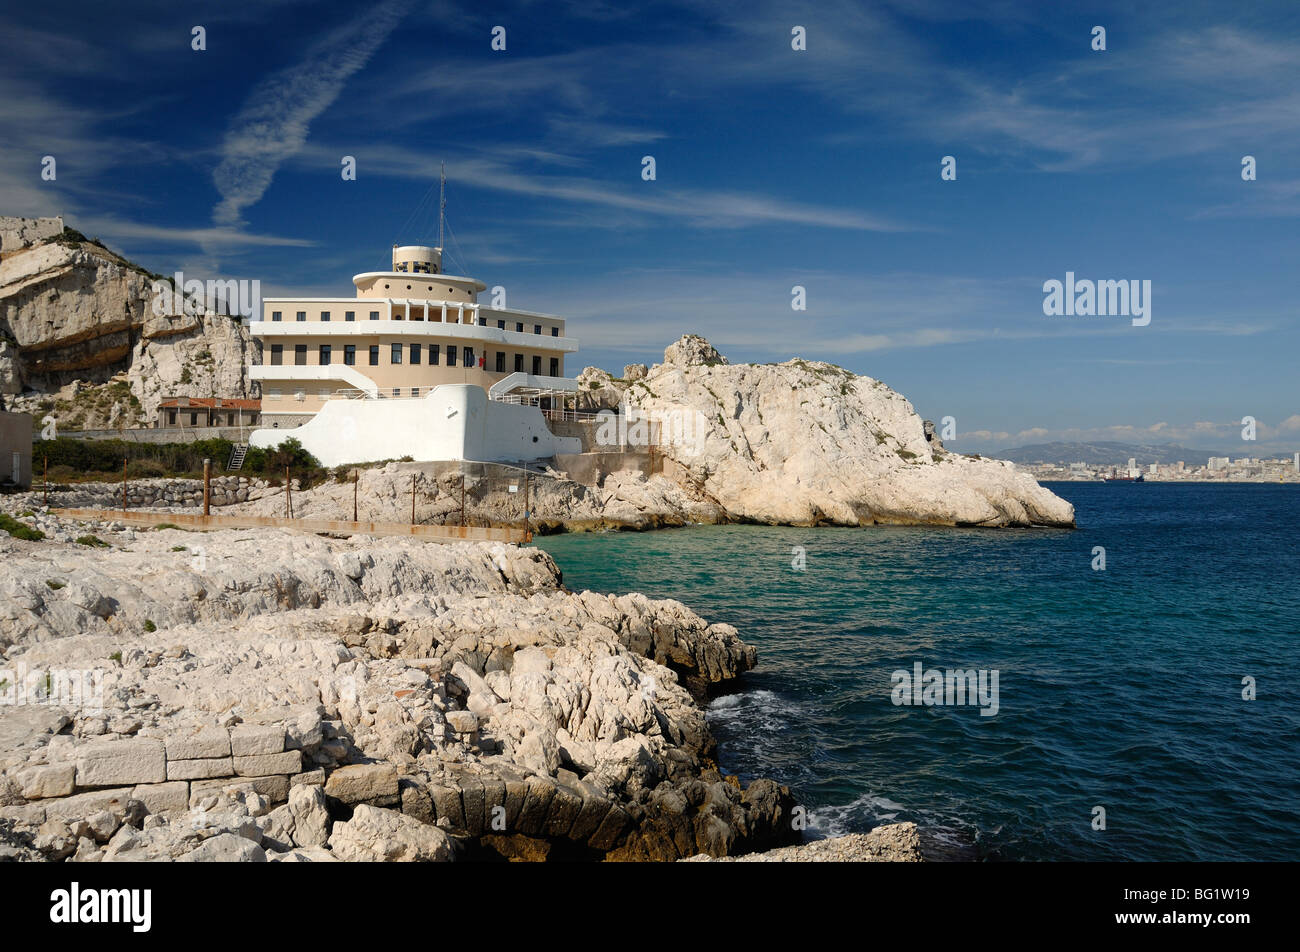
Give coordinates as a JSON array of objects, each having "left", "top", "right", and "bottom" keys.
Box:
[{"left": 438, "top": 162, "right": 446, "bottom": 249}]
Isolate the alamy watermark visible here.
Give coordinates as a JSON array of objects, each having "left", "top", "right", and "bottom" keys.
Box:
[
  {"left": 891, "top": 661, "right": 999, "bottom": 716},
  {"left": 0, "top": 662, "right": 105, "bottom": 713},
  {"left": 594, "top": 406, "right": 710, "bottom": 454},
  {"left": 1042, "top": 272, "right": 1151, "bottom": 326},
  {"left": 151, "top": 271, "right": 261, "bottom": 320}
]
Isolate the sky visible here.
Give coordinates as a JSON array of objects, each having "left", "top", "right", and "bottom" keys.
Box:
[{"left": 2, "top": 0, "right": 1298, "bottom": 455}]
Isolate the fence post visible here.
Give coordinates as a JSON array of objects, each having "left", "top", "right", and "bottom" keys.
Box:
[
  {"left": 411, "top": 473, "right": 416, "bottom": 525},
  {"left": 284, "top": 464, "right": 291, "bottom": 519},
  {"left": 121, "top": 456, "right": 127, "bottom": 513},
  {"left": 203, "top": 458, "right": 211, "bottom": 517},
  {"left": 353, "top": 471, "right": 358, "bottom": 522},
  {"left": 43, "top": 455, "right": 48, "bottom": 507},
  {"left": 523, "top": 467, "right": 530, "bottom": 544},
  {"left": 460, "top": 472, "right": 466, "bottom": 528}
]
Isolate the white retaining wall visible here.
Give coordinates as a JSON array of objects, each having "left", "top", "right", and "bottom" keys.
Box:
[{"left": 248, "top": 385, "right": 580, "bottom": 467}]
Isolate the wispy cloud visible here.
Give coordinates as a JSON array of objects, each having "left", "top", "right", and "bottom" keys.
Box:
[
  {"left": 211, "top": 0, "right": 414, "bottom": 229},
  {"left": 292, "top": 143, "right": 913, "bottom": 232}
]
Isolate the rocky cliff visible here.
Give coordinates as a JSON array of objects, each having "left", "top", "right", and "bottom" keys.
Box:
[
  {"left": 575, "top": 335, "right": 1075, "bottom": 528},
  {"left": 0, "top": 216, "right": 255, "bottom": 428},
  {"left": 0, "top": 517, "right": 800, "bottom": 862}
]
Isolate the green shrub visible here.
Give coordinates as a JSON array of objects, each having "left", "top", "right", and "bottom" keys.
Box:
[
  {"left": 143, "top": 620, "right": 156, "bottom": 633},
  {"left": 125, "top": 459, "right": 167, "bottom": 478},
  {"left": 0, "top": 513, "right": 44, "bottom": 541},
  {"left": 75, "top": 535, "right": 110, "bottom": 547},
  {"left": 33, "top": 437, "right": 236, "bottom": 480},
  {"left": 46, "top": 579, "right": 65, "bottom": 590}
]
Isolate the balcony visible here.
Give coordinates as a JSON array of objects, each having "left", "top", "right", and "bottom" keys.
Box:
[{"left": 250, "top": 318, "right": 578, "bottom": 353}]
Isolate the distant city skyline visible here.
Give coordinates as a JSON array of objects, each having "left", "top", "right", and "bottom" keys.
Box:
[{"left": 2, "top": 0, "right": 1297, "bottom": 454}]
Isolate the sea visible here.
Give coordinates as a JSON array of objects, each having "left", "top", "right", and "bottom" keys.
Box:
[{"left": 536, "top": 482, "right": 1300, "bottom": 861}]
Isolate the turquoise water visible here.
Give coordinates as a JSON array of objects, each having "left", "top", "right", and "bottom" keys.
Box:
[{"left": 537, "top": 483, "right": 1300, "bottom": 861}]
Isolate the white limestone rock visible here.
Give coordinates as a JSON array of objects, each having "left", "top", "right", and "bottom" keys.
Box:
[{"left": 327, "top": 804, "right": 453, "bottom": 862}]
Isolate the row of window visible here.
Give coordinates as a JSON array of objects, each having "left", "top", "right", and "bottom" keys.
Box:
[
  {"left": 268, "top": 310, "right": 561, "bottom": 336},
  {"left": 266, "top": 386, "right": 436, "bottom": 401},
  {"left": 165, "top": 410, "right": 251, "bottom": 426},
  {"left": 268, "top": 343, "right": 559, "bottom": 376}
]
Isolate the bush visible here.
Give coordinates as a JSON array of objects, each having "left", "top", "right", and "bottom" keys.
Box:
[
  {"left": 0, "top": 513, "right": 44, "bottom": 541},
  {"left": 251, "top": 437, "right": 327, "bottom": 488},
  {"left": 125, "top": 459, "right": 167, "bottom": 479},
  {"left": 75, "top": 535, "right": 109, "bottom": 547},
  {"left": 33, "top": 437, "right": 236, "bottom": 480}
]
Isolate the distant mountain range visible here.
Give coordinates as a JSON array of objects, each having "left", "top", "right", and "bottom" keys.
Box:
[{"left": 992, "top": 441, "right": 1257, "bottom": 466}]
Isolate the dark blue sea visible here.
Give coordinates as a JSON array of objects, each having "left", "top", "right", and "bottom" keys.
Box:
[{"left": 537, "top": 482, "right": 1300, "bottom": 861}]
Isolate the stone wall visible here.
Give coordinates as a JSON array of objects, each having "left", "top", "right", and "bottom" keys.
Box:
[
  {"left": 63, "top": 426, "right": 259, "bottom": 445},
  {"left": 42, "top": 476, "right": 269, "bottom": 510}
]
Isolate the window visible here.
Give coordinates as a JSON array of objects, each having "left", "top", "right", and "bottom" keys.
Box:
[
  {"left": 497, "top": 319, "right": 505, "bottom": 330},
  {"left": 447, "top": 346, "right": 457, "bottom": 367},
  {"left": 189, "top": 412, "right": 198, "bottom": 426},
  {"left": 391, "top": 343, "right": 403, "bottom": 364},
  {"left": 495, "top": 352, "right": 505, "bottom": 373},
  {"left": 268, "top": 389, "right": 281, "bottom": 401},
  {"left": 271, "top": 310, "right": 282, "bottom": 322},
  {"left": 294, "top": 344, "right": 307, "bottom": 365},
  {"left": 321, "top": 311, "right": 330, "bottom": 322},
  {"left": 551, "top": 327, "right": 559, "bottom": 337},
  {"left": 296, "top": 311, "right": 306, "bottom": 322},
  {"left": 345, "top": 310, "right": 355, "bottom": 322},
  {"left": 369, "top": 311, "right": 379, "bottom": 321},
  {"left": 369, "top": 345, "right": 379, "bottom": 366},
  {"left": 515, "top": 322, "right": 523, "bottom": 333},
  {"left": 533, "top": 324, "right": 541, "bottom": 335},
  {"left": 478, "top": 316, "right": 486, "bottom": 327},
  {"left": 430, "top": 344, "right": 440, "bottom": 365},
  {"left": 550, "top": 358, "right": 559, "bottom": 377},
  {"left": 392, "top": 388, "right": 400, "bottom": 398},
  {"left": 410, "top": 343, "right": 421, "bottom": 365},
  {"left": 344, "top": 345, "right": 356, "bottom": 366},
  {"left": 532, "top": 355, "right": 541, "bottom": 376},
  {"left": 412, "top": 387, "right": 421, "bottom": 397},
  {"left": 514, "top": 353, "right": 524, "bottom": 372},
  {"left": 167, "top": 410, "right": 177, "bottom": 425},
  {"left": 270, "top": 344, "right": 283, "bottom": 366},
  {"left": 319, "top": 344, "right": 331, "bottom": 365},
  {"left": 463, "top": 346, "right": 474, "bottom": 367}
]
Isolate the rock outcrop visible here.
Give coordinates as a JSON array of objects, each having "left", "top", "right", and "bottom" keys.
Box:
[
  {"left": 609, "top": 336, "right": 1074, "bottom": 528},
  {"left": 0, "top": 519, "right": 798, "bottom": 862},
  {"left": 0, "top": 218, "right": 255, "bottom": 425},
  {"left": 682, "top": 822, "right": 924, "bottom": 862}
]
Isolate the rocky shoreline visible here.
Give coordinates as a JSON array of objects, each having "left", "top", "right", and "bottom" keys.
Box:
[{"left": 1, "top": 512, "right": 901, "bottom": 863}]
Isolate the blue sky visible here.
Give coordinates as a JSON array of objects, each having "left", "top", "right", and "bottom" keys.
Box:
[{"left": 3, "top": 0, "right": 1298, "bottom": 453}]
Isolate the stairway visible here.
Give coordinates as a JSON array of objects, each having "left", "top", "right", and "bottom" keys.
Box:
[{"left": 227, "top": 444, "right": 248, "bottom": 471}]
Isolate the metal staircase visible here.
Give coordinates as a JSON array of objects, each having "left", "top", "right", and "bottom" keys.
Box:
[{"left": 227, "top": 444, "right": 248, "bottom": 471}]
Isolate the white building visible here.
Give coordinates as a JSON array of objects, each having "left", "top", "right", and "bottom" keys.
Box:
[{"left": 247, "top": 243, "right": 583, "bottom": 466}]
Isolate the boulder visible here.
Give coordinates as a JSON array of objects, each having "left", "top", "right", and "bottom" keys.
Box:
[{"left": 327, "top": 805, "right": 453, "bottom": 862}]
